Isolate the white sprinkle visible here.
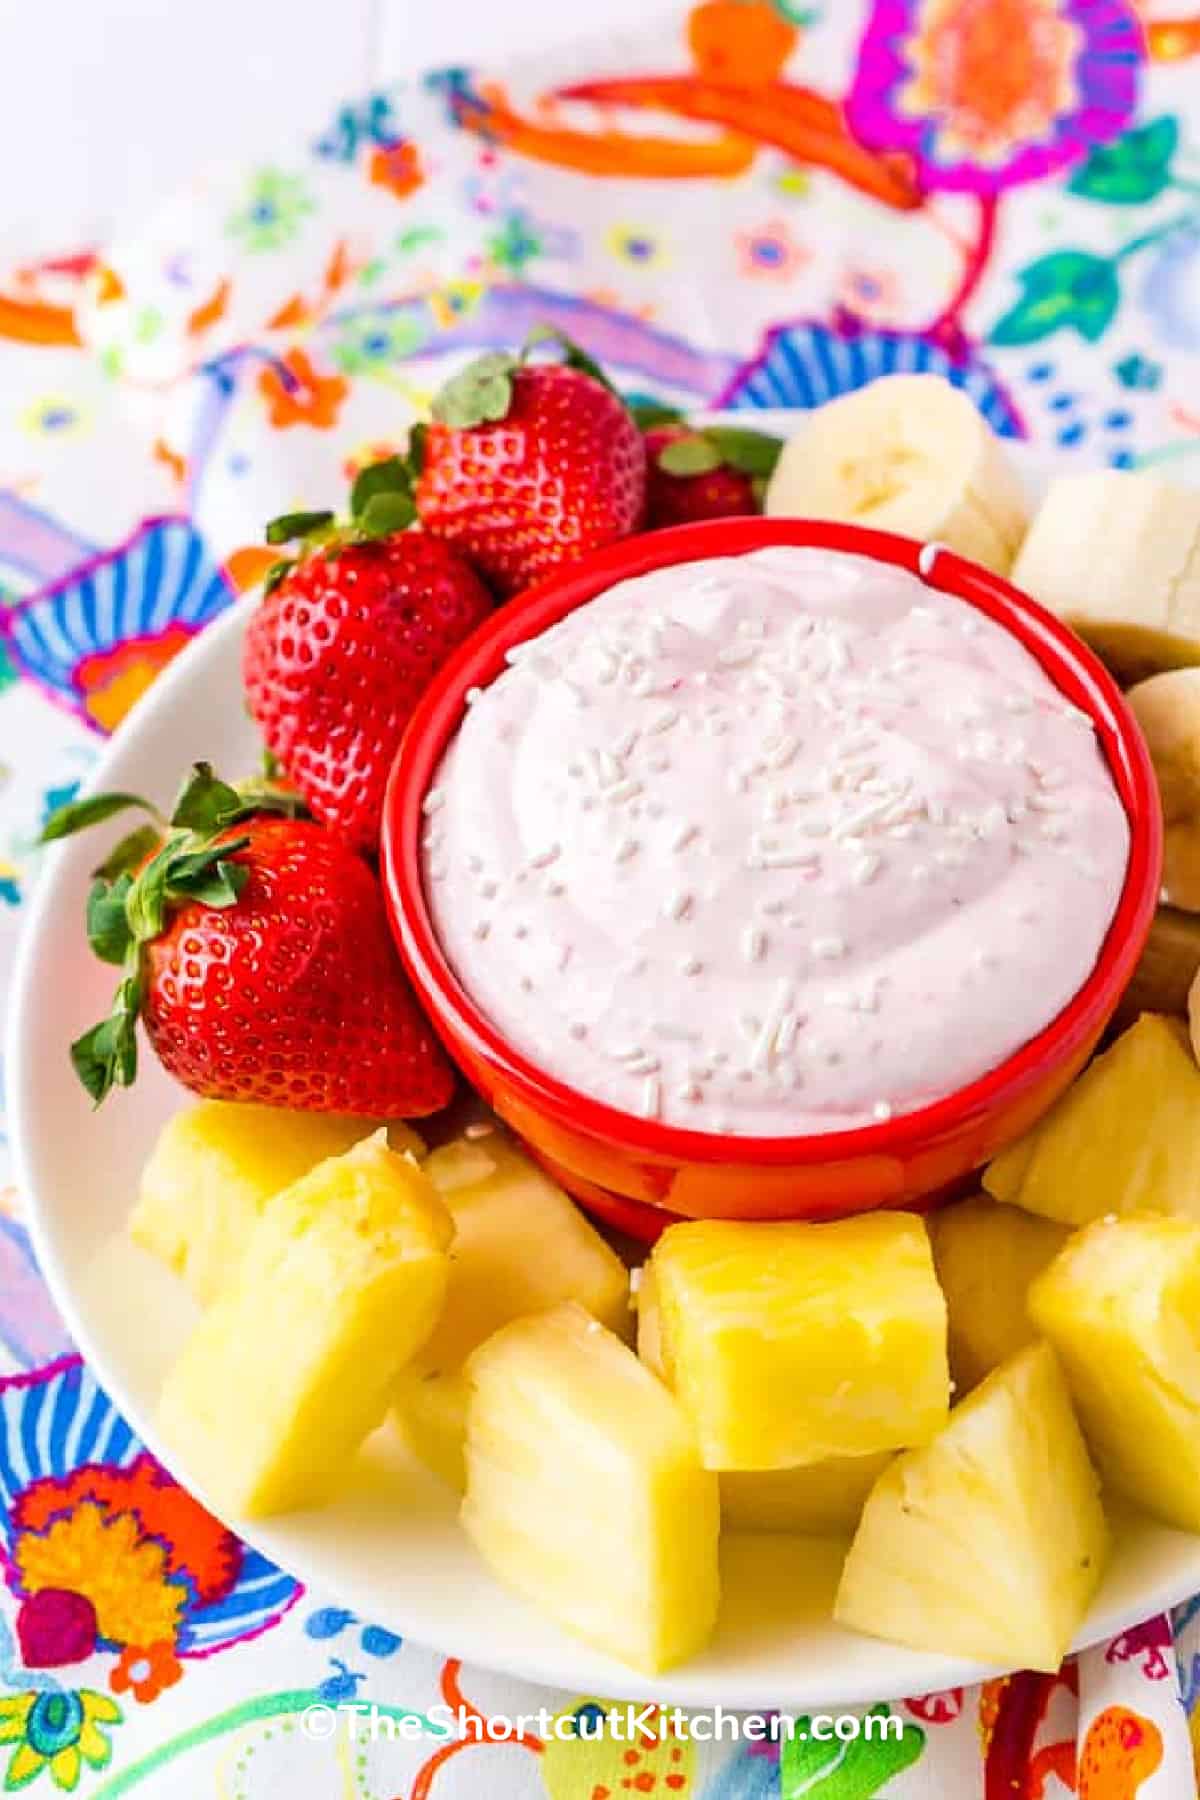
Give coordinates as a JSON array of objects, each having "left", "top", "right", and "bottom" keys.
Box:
[
  {"left": 775, "top": 1010, "right": 799, "bottom": 1056},
  {"left": 911, "top": 864, "right": 930, "bottom": 881},
  {"left": 605, "top": 778, "right": 643, "bottom": 805},
  {"left": 717, "top": 643, "right": 758, "bottom": 668},
  {"left": 759, "top": 848, "right": 821, "bottom": 870},
  {"left": 649, "top": 753, "right": 671, "bottom": 774},
  {"left": 934, "top": 848, "right": 967, "bottom": 870},
  {"left": 613, "top": 729, "right": 639, "bottom": 759},
  {"left": 670, "top": 821, "right": 699, "bottom": 852},
  {"left": 680, "top": 955, "right": 703, "bottom": 976},
  {"left": 766, "top": 733, "right": 801, "bottom": 771},
  {"left": 514, "top": 923, "right": 528, "bottom": 939},
  {"left": 851, "top": 852, "right": 882, "bottom": 885},
  {"left": 429, "top": 860, "right": 448, "bottom": 880},
  {"left": 873, "top": 1100, "right": 894, "bottom": 1122},
  {"left": 917, "top": 541, "right": 945, "bottom": 580},
  {"left": 422, "top": 788, "right": 445, "bottom": 815},
  {"left": 504, "top": 642, "right": 532, "bottom": 665},
  {"left": 473, "top": 919, "right": 491, "bottom": 940},
  {"left": 742, "top": 926, "right": 767, "bottom": 963},
  {"left": 615, "top": 836, "right": 639, "bottom": 864},
  {"left": 529, "top": 843, "right": 561, "bottom": 869},
  {"left": 664, "top": 888, "right": 694, "bottom": 921},
  {"left": 465, "top": 686, "right": 483, "bottom": 706},
  {"left": 649, "top": 707, "right": 680, "bottom": 735},
  {"left": 677, "top": 1082, "right": 702, "bottom": 1104},
  {"left": 654, "top": 1021, "right": 700, "bottom": 1043},
  {"left": 812, "top": 935, "right": 847, "bottom": 960}
]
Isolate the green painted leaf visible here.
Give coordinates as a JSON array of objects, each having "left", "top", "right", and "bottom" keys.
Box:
[
  {"left": 264, "top": 508, "right": 335, "bottom": 545},
  {"left": 1069, "top": 115, "right": 1179, "bottom": 205},
  {"left": 357, "top": 490, "right": 417, "bottom": 538},
  {"left": 38, "top": 789, "right": 158, "bottom": 845},
  {"left": 781, "top": 1706, "right": 925, "bottom": 1798},
  {"left": 990, "top": 251, "right": 1120, "bottom": 346},
  {"left": 85, "top": 876, "right": 135, "bottom": 966},
  {"left": 432, "top": 352, "right": 517, "bottom": 428},
  {"left": 658, "top": 435, "right": 724, "bottom": 476},
  {"left": 704, "top": 426, "right": 784, "bottom": 478},
  {"left": 350, "top": 455, "right": 412, "bottom": 521}
]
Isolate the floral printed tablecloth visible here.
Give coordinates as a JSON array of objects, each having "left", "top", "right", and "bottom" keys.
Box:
[{"left": 4, "top": 2, "right": 1200, "bottom": 1793}]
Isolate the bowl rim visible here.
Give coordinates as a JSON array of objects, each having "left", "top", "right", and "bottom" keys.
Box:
[{"left": 382, "top": 516, "right": 1162, "bottom": 1168}]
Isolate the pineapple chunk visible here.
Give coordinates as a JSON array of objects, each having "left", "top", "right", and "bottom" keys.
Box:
[
  {"left": 984, "top": 1014, "right": 1200, "bottom": 1226},
  {"left": 462, "top": 1302, "right": 719, "bottom": 1674},
  {"left": 394, "top": 1134, "right": 629, "bottom": 1488},
  {"left": 159, "top": 1132, "right": 452, "bottom": 1517},
  {"left": 1029, "top": 1216, "right": 1200, "bottom": 1531},
  {"left": 721, "top": 1456, "right": 893, "bottom": 1535},
  {"left": 929, "top": 1195, "right": 1069, "bottom": 1391},
  {"left": 835, "top": 1343, "right": 1109, "bottom": 1672},
  {"left": 649, "top": 1214, "right": 948, "bottom": 1471},
  {"left": 132, "top": 1101, "right": 424, "bottom": 1304},
  {"left": 638, "top": 1251, "right": 892, "bottom": 1532}
]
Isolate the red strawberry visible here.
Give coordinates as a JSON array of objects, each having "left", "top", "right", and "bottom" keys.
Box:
[
  {"left": 641, "top": 419, "right": 783, "bottom": 529},
  {"left": 245, "top": 481, "right": 492, "bottom": 852},
  {"left": 42, "top": 765, "right": 454, "bottom": 1117},
  {"left": 414, "top": 331, "right": 646, "bottom": 596}
]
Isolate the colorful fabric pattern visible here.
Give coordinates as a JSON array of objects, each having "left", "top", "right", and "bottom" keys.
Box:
[{"left": 3, "top": 2, "right": 1200, "bottom": 1791}]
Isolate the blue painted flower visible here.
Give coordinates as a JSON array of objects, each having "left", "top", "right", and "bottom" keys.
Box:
[
  {"left": 719, "top": 318, "right": 1025, "bottom": 437},
  {"left": 4, "top": 518, "right": 232, "bottom": 734},
  {"left": 1114, "top": 352, "right": 1163, "bottom": 391},
  {"left": 1141, "top": 220, "right": 1200, "bottom": 352}
]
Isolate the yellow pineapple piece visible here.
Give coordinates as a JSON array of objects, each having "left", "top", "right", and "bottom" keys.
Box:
[
  {"left": 159, "top": 1132, "right": 452, "bottom": 1517},
  {"left": 836, "top": 1343, "right": 1109, "bottom": 1672},
  {"left": 394, "top": 1133, "right": 629, "bottom": 1488},
  {"left": 132, "top": 1101, "right": 424, "bottom": 1304},
  {"left": 984, "top": 1014, "right": 1200, "bottom": 1226},
  {"left": 462, "top": 1302, "right": 719, "bottom": 1674},
  {"left": 638, "top": 1253, "right": 893, "bottom": 1532},
  {"left": 1029, "top": 1216, "right": 1200, "bottom": 1531},
  {"left": 649, "top": 1214, "right": 948, "bottom": 1471},
  {"left": 928, "top": 1195, "right": 1070, "bottom": 1391}
]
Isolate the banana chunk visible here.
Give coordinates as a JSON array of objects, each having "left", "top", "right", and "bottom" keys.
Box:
[
  {"left": 1127, "top": 669, "right": 1200, "bottom": 909},
  {"left": 1012, "top": 472, "right": 1200, "bottom": 683},
  {"left": 764, "top": 374, "right": 1030, "bottom": 575}
]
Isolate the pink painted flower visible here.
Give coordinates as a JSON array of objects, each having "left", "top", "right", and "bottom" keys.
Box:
[
  {"left": 734, "top": 218, "right": 811, "bottom": 281},
  {"left": 847, "top": 0, "right": 1143, "bottom": 193}
]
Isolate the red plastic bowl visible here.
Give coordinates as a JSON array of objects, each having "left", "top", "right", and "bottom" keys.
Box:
[{"left": 382, "top": 518, "right": 1161, "bottom": 1242}]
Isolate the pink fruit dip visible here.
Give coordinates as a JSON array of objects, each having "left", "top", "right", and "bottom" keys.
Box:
[{"left": 421, "top": 546, "right": 1129, "bottom": 1135}]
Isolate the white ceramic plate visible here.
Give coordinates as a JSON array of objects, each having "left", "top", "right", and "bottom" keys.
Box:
[{"left": 11, "top": 429, "right": 1200, "bottom": 1709}]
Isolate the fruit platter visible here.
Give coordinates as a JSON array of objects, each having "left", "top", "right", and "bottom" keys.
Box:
[{"left": 12, "top": 333, "right": 1200, "bottom": 1706}]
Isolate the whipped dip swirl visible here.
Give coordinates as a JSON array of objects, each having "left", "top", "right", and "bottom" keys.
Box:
[{"left": 423, "top": 547, "right": 1130, "bottom": 1135}]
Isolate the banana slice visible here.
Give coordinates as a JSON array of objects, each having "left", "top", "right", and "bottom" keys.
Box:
[
  {"left": 1012, "top": 472, "right": 1200, "bottom": 684},
  {"left": 1127, "top": 669, "right": 1200, "bottom": 823},
  {"left": 764, "top": 373, "right": 1030, "bottom": 575}
]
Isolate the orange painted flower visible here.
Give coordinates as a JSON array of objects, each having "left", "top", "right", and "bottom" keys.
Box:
[
  {"left": 258, "top": 347, "right": 349, "bottom": 430},
  {"left": 848, "top": 0, "right": 1142, "bottom": 192},
  {"left": 370, "top": 139, "right": 425, "bottom": 200},
  {"left": 110, "top": 1642, "right": 182, "bottom": 1705}
]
